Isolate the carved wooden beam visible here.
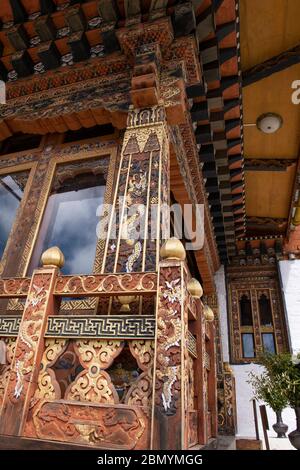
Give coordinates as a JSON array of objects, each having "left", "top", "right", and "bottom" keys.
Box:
[
  {"left": 0, "top": 273, "right": 157, "bottom": 298},
  {"left": 246, "top": 216, "right": 287, "bottom": 229},
  {"left": 0, "top": 278, "right": 30, "bottom": 298},
  {"left": 54, "top": 272, "right": 158, "bottom": 297},
  {"left": 243, "top": 44, "right": 300, "bottom": 87},
  {"left": 0, "top": 266, "right": 59, "bottom": 437}
]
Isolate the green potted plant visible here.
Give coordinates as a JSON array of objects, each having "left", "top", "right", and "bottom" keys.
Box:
[
  {"left": 248, "top": 366, "right": 289, "bottom": 438},
  {"left": 284, "top": 352, "right": 300, "bottom": 450},
  {"left": 248, "top": 351, "right": 300, "bottom": 447}
]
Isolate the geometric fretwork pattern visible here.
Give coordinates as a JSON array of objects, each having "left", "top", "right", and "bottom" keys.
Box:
[
  {"left": 0, "top": 316, "right": 21, "bottom": 336},
  {"left": 0, "top": 315, "right": 155, "bottom": 339},
  {"left": 46, "top": 316, "right": 155, "bottom": 339}
]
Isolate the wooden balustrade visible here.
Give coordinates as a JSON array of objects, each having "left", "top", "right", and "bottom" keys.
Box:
[
  {"left": 0, "top": 272, "right": 157, "bottom": 299},
  {"left": 0, "top": 244, "right": 217, "bottom": 450}
]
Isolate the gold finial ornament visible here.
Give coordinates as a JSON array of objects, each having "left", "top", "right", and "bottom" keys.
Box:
[
  {"left": 41, "top": 246, "right": 65, "bottom": 268},
  {"left": 224, "top": 362, "right": 233, "bottom": 374},
  {"left": 160, "top": 237, "right": 186, "bottom": 261},
  {"left": 203, "top": 304, "right": 214, "bottom": 322},
  {"left": 187, "top": 278, "right": 203, "bottom": 299},
  {"left": 118, "top": 295, "right": 137, "bottom": 312},
  {"left": 292, "top": 196, "right": 300, "bottom": 226}
]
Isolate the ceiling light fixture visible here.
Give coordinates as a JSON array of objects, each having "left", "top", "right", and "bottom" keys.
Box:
[{"left": 256, "top": 113, "right": 283, "bottom": 134}]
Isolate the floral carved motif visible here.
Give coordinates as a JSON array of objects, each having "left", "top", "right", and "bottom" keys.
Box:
[
  {"left": 33, "top": 339, "right": 67, "bottom": 401},
  {"left": 65, "top": 369, "right": 119, "bottom": 404},
  {"left": 0, "top": 278, "right": 31, "bottom": 298},
  {"left": 154, "top": 265, "right": 183, "bottom": 415},
  {"left": 129, "top": 340, "right": 154, "bottom": 371},
  {"left": 6, "top": 273, "right": 52, "bottom": 403},
  {"left": 0, "top": 270, "right": 58, "bottom": 437},
  {"left": 125, "top": 340, "right": 155, "bottom": 411},
  {"left": 125, "top": 371, "right": 152, "bottom": 410}
]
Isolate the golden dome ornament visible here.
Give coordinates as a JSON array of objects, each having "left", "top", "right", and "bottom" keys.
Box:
[
  {"left": 41, "top": 246, "right": 65, "bottom": 268},
  {"left": 118, "top": 295, "right": 137, "bottom": 313},
  {"left": 187, "top": 278, "right": 203, "bottom": 299},
  {"left": 160, "top": 237, "right": 186, "bottom": 261},
  {"left": 203, "top": 304, "right": 214, "bottom": 322},
  {"left": 224, "top": 362, "right": 233, "bottom": 374}
]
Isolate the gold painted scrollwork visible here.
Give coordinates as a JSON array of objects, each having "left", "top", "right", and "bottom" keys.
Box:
[
  {"left": 129, "top": 340, "right": 155, "bottom": 371},
  {"left": 0, "top": 337, "right": 16, "bottom": 407},
  {"left": 65, "top": 369, "right": 119, "bottom": 404},
  {"left": 125, "top": 371, "right": 152, "bottom": 410},
  {"left": 74, "top": 339, "right": 124, "bottom": 369},
  {"left": 65, "top": 339, "right": 124, "bottom": 405}
]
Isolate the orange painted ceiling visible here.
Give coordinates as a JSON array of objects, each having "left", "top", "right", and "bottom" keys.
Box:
[{"left": 240, "top": 0, "right": 300, "bottom": 228}]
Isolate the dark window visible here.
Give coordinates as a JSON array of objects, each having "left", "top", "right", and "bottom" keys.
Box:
[
  {"left": 0, "top": 133, "right": 41, "bottom": 155},
  {"left": 262, "top": 333, "right": 276, "bottom": 354},
  {"left": 242, "top": 333, "right": 255, "bottom": 358},
  {"left": 240, "top": 294, "right": 253, "bottom": 326},
  {"left": 258, "top": 294, "right": 273, "bottom": 326},
  {"left": 28, "top": 160, "right": 106, "bottom": 275},
  {"left": 0, "top": 171, "right": 29, "bottom": 259}
]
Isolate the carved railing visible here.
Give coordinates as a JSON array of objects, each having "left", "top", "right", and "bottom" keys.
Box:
[
  {"left": 0, "top": 272, "right": 157, "bottom": 298},
  {"left": 0, "top": 278, "right": 31, "bottom": 298},
  {"left": 0, "top": 244, "right": 216, "bottom": 450},
  {"left": 0, "top": 271, "right": 158, "bottom": 339}
]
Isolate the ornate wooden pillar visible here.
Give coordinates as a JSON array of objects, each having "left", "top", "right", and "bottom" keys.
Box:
[
  {"left": 0, "top": 247, "right": 62, "bottom": 436},
  {"left": 151, "top": 241, "right": 188, "bottom": 450},
  {"left": 197, "top": 303, "right": 208, "bottom": 444},
  {"left": 222, "top": 362, "right": 237, "bottom": 435},
  {"left": 207, "top": 320, "right": 218, "bottom": 437},
  {"left": 102, "top": 104, "right": 170, "bottom": 274},
  {"left": 102, "top": 41, "right": 171, "bottom": 274}
]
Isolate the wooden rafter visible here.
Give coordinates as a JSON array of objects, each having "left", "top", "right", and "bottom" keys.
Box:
[
  {"left": 243, "top": 43, "right": 300, "bottom": 87},
  {"left": 244, "top": 159, "right": 296, "bottom": 172}
]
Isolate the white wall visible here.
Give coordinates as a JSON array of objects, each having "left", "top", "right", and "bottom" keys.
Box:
[
  {"left": 214, "top": 266, "right": 229, "bottom": 362},
  {"left": 232, "top": 363, "right": 295, "bottom": 439},
  {"left": 279, "top": 259, "right": 300, "bottom": 354}
]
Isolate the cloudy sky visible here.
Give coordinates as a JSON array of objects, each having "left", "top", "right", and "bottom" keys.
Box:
[
  {"left": 0, "top": 175, "right": 23, "bottom": 258},
  {"left": 29, "top": 185, "right": 105, "bottom": 274}
]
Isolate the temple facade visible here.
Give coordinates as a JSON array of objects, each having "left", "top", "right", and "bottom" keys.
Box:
[{"left": 0, "top": 0, "right": 299, "bottom": 450}]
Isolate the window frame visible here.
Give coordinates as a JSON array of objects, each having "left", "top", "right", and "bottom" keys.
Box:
[
  {"left": 22, "top": 141, "right": 117, "bottom": 278},
  {"left": 0, "top": 137, "right": 118, "bottom": 315},
  {"left": 27, "top": 142, "right": 117, "bottom": 314},
  {"left": 227, "top": 265, "right": 288, "bottom": 364},
  {"left": 0, "top": 162, "right": 35, "bottom": 277}
]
